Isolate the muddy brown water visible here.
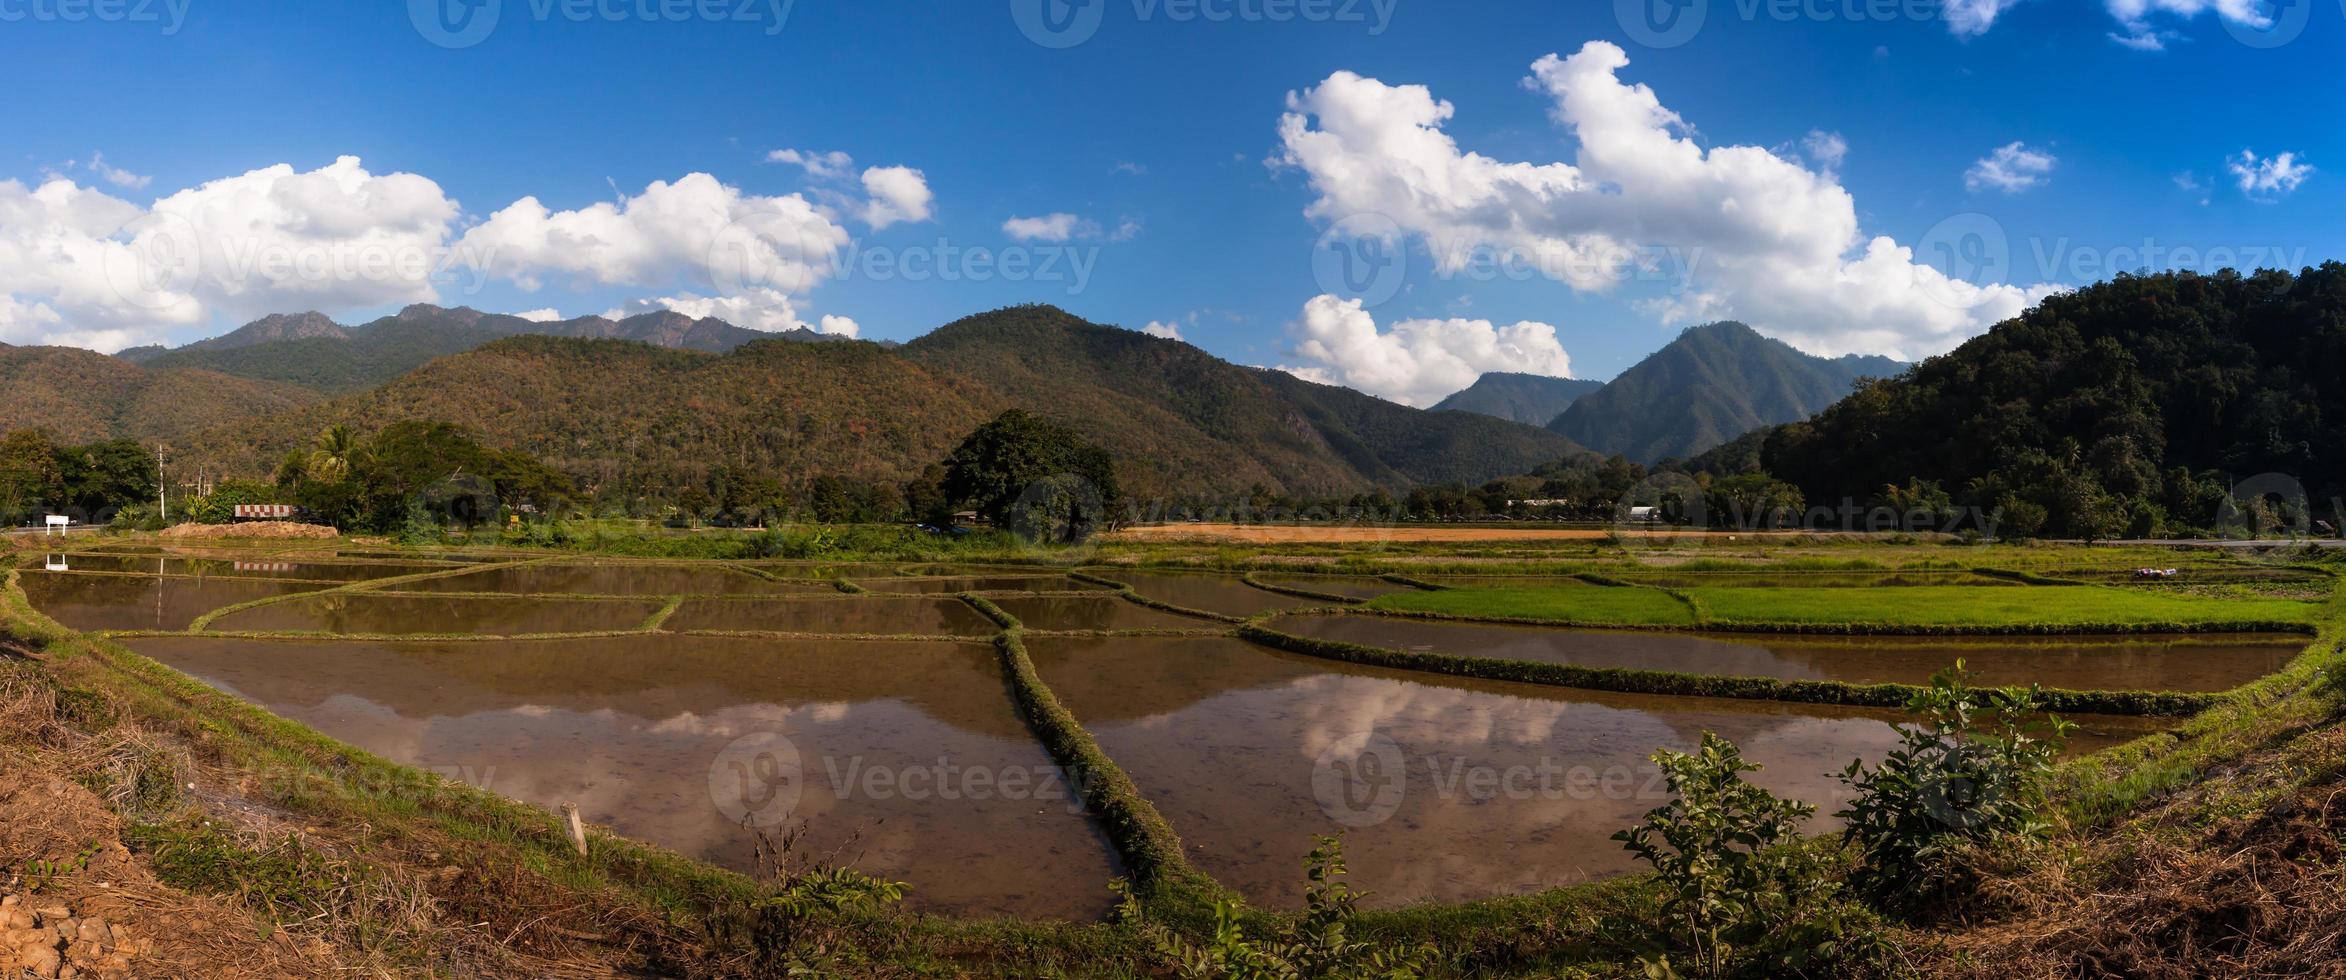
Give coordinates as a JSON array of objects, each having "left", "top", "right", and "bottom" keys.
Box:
[
  {"left": 1028, "top": 635, "right": 2164, "bottom": 909},
  {"left": 34, "top": 554, "right": 449, "bottom": 581},
  {"left": 205, "top": 594, "right": 665, "bottom": 636},
  {"left": 1083, "top": 570, "right": 1312, "bottom": 618},
  {"left": 1266, "top": 615, "right": 2306, "bottom": 692},
  {"left": 398, "top": 562, "right": 837, "bottom": 596},
  {"left": 1252, "top": 574, "right": 1420, "bottom": 601},
  {"left": 986, "top": 595, "right": 1219, "bottom": 631},
  {"left": 665, "top": 597, "right": 999, "bottom": 636},
  {"left": 852, "top": 575, "right": 1108, "bottom": 594},
  {"left": 122, "top": 635, "right": 1123, "bottom": 919},
  {"left": 17, "top": 572, "right": 332, "bottom": 632}
]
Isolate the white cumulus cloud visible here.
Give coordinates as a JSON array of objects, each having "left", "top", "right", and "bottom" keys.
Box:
[
  {"left": 2227, "top": 149, "right": 2311, "bottom": 200},
  {"left": 1281, "top": 294, "right": 1575, "bottom": 407},
  {"left": 1003, "top": 212, "right": 1088, "bottom": 242},
  {"left": 2104, "top": 0, "right": 2274, "bottom": 49},
  {"left": 0, "top": 156, "right": 461, "bottom": 350},
  {"left": 513, "top": 307, "right": 562, "bottom": 322},
  {"left": 857, "top": 166, "right": 933, "bottom": 229},
  {"left": 766, "top": 148, "right": 855, "bottom": 179},
  {"left": 1965, "top": 141, "right": 2057, "bottom": 193},
  {"left": 0, "top": 157, "right": 905, "bottom": 350},
  {"left": 1274, "top": 42, "right": 2049, "bottom": 359},
  {"left": 1140, "top": 320, "right": 1183, "bottom": 340}
]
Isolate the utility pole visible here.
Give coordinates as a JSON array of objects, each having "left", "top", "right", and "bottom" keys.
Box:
[{"left": 157, "top": 445, "right": 168, "bottom": 522}]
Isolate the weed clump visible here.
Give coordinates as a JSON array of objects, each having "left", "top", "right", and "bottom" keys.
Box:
[{"left": 1835, "top": 661, "right": 2071, "bottom": 920}]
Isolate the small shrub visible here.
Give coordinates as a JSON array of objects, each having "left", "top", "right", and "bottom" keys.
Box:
[
  {"left": 1116, "top": 836, "right": 1437, "bottom": 979},
  {"left": 1613, "top": 732, "right": 1828, "bottom": 978},
  {"left": 706, "top": 823, "right": 910, "bottom": 976},
  {"left": 1835, "top": 661, "right": 2072, "bottom": 918}
]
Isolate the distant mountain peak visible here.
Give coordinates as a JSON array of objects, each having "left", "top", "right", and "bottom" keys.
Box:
[
  {"left": 184, "top": 311, "right": 348, "bottom": 352},
  {"left": 396, "top": 303, "right": 487, "bottom": 326},
  {"left": 1431, "top": 372, "right": 1605, "bottom": 427},
  {"left": 1549, "top": 321, "right": 1908, "bottom": 463}
]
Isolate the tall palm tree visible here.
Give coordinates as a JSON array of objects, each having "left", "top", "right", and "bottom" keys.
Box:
[{"left": 308, "top": 425, "right": 361, "bottom": 483}]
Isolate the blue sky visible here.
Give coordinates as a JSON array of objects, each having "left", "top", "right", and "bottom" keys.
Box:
[{"left": 3, "top": 0, "right": 2339, "bottom": 400}]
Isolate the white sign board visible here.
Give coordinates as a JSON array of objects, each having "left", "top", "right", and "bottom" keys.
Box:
[{"left": 43, "top": 515, "right": 70, "bottom": 537}]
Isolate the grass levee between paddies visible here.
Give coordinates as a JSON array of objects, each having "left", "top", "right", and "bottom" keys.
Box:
[{"left": 1370, "top": 581, "right": 2322, "bottom": 633}]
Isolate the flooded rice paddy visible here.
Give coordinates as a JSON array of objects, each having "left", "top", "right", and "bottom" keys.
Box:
[
  {"left": 1267, "top": 615, "right": 2305, "bottom": 692},
  {"left": 14, "top": 549, "right": 2298, "bottom": 918},
  {"left": 123, "top": 634, "right": 1122, "bottom": 919},
  {"left": 665, "top": 596, "right": 999, "bottom": 636},
  {"left": 1028, "top": 635, "right": 2159, "bottom": 907},
  {"left": 399, "top": 561, "right": 837, "bottom": 596}
]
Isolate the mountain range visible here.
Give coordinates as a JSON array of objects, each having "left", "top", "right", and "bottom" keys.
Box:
[
  {"left": 116, "top": 304, "right": 845, "bottom": 394},
  {"left": 1428, "top": 373, "right": 1606, "bottom": 426},
  {"left": 1540, "top": 322, "right": 1903, "bottom": 463},
  {"left": 20, "top": 304, "right": 1587, "bottom": 500}
]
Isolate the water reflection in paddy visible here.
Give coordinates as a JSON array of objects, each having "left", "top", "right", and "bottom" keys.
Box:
[
  {"left": 1029, "top": 636, "right": 2159, "bottom": 909},
  {"left": 399, "top": 562, "right": 836, "bottom": 596},
  {"left": 988, "top": 595, "right": 1217, "bottom": 631},
  {"left": 854, "top": 575, "right": 1106, "bottom": 594},
  {"left": 17, "top": 572, "right": 330, "bottom": 632},
  {"left": 124, "top": 635, "right": 1121, "bottom": 919},
  {"left": 1267, "top": 615, "right": 2305, "bottom": 691},
  {"left": 206, "top": 594, "right": 664, "bottom": 636},
  {"left": 1086, "top": 570, "right": 1308, "bottom": 618},
  {"left": 665, "top": 597, "right": 998, "bottom": 636},
  {"left": 1252, "top": 575, "right": 1418, "bottom": 601}
]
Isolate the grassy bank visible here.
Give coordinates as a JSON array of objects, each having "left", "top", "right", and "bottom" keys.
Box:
[{"left": 1371, "top": 581, "right": 2321, "bottom": 633}]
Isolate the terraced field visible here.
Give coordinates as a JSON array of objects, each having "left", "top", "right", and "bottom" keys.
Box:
[{"left": 9, "top": 540, "right": 2325, "bottom": 928}]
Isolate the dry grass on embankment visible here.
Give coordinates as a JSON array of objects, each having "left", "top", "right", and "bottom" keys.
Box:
[{"left": 157, "top": 521, "right": 339, "bottom": 541}]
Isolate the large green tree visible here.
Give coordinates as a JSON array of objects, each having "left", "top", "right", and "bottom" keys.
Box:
[
  {"left": 0, "top": 430, "right": 64, "bottom": 521},
  {"left": 940, "top": 409, "right": 1121, "bottom": 543}
]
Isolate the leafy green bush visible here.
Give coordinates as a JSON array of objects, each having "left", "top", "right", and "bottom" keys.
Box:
[
  {"left": 1116, "top": 836, "right": 1437, "bottom": 979},
  {"left": 1614, "top": 733, "right": 1829, "bottom": 978},
  {"left": 1834, "top": 661, "right": 2072, "bottom": 917}
]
